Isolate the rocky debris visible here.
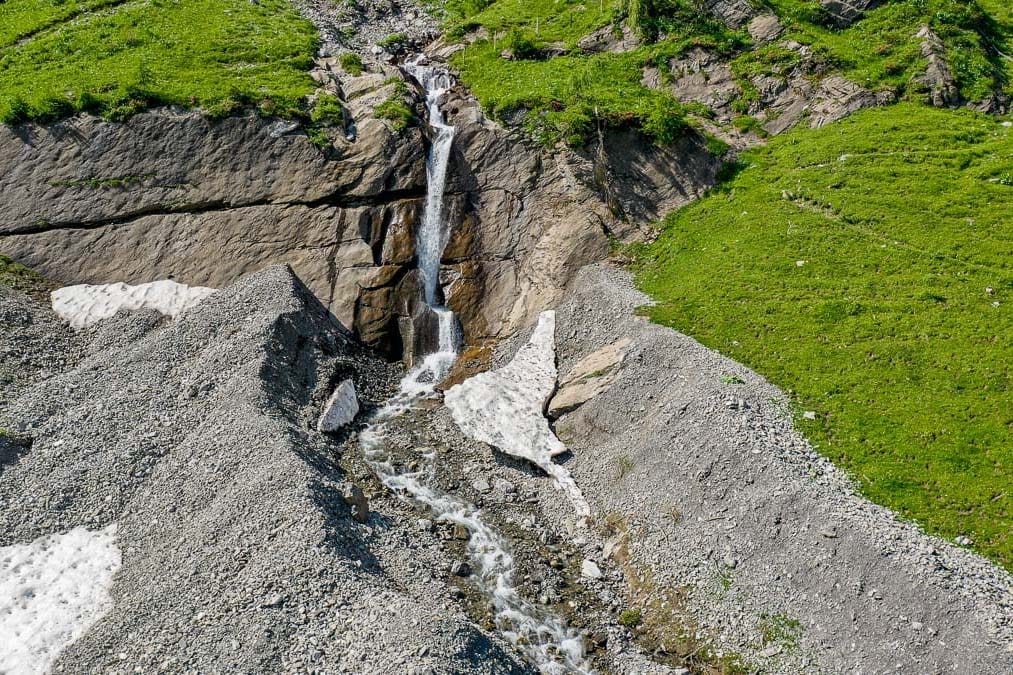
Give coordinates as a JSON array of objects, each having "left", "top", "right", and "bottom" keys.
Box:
[
  {"left": 578, "top": 24, "right": 640, "bottom": 54},
  {"left": 0, "top": 265, "right": 526, "bottom": 673},
  {"left": 0, "top": 285, "right": 82, "bottom": 407},
  {"left": 317, "top": 379, "right": 360, "bottom": 432},
  {"left": 747, "top": 14, "right": 784, "bottom": 45},
  {"left": 51, "top": 280, "right": 216, "bottom": 330},
  {"left": 548, "top": 338, "right": 630, "bottom": 419},
  {"left": 916, "top": 25, "right": 961, "bottom": 108},
  {"left": 547, "top": 263, "right": 1013, "bottom": 673},
  {"left": 292, "top": 0, "right": 439, "bottom": 53},
  {"left": 822, "top": 0, "right": 883, "bottom": 28}
]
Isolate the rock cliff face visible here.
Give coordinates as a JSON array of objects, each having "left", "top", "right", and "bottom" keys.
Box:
[
  {"left": 0, "top": 73, "right": 427, "bottom": 356},
  {"left": 0, "top": 60, "right": 718, "bottom": 358}
]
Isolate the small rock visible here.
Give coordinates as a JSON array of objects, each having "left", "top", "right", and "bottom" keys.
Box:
[
  {"left": 451, "top": 561, "right": 471, "bottom": 577},
  {"left": 581, "top": 559, "right": 603, "bottom": 580},
  {"left": 471, "top": 478, "right": 491, "bottom": 493}
]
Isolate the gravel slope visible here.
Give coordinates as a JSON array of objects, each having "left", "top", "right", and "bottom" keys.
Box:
[
  {"left": 544, "top": 263, "right": 1013, "bottom": 673},
  {"left": 0, "top": 266, "right": 526, "bottom": 674}
]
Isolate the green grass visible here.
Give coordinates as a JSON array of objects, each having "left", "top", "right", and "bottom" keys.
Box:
[
  {"left": 446, "top": 0, "right": 746, "bottom": 145},
  {"left": 634, "top": 103, "right": 1012, "bottom": 568},
  {"left": 0, "top": 0, "right": 318, "bottom": 124}
]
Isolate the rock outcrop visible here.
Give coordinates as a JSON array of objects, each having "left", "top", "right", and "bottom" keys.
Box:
[
  {"left": 916, "top": 25, "right": 961, "bottom": 108},
  {"left": 646, "top": 42, "right": 886, "bottom": 137},
  {"left": 440, "top": 90, "right": 719, "bottom": 343},
  {"left": 0, "top": 64, "right": 428, "bottom": 357},
  {"left": 0, "top": 54, "right": 718, "bottom": 359}
]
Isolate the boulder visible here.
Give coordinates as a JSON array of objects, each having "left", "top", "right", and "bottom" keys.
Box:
[
  {"left": 317, "top": 379, "right": 360, "bottom": 432},
  {"left": 748, "top": 14, "right": 784, "bottom": 45},
  {"left": 548, "top": 338, "right": 631, "bottom": 418}
]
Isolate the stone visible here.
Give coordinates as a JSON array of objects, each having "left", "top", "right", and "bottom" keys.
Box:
[
  {"left": 316, "top": 380, "right": 360, "bottom": 433},
  {"left": 821, "top": 0, "right": 882, "bottom": 27},
  {"left": 548, "top": 338, "right": 631, "bottom": 418},
  {"left": 471, "top": 478, "right": 491, "bottom": 493},
  {"left": 916, "top": 26, "right": 960, "bottom": 108},
  {"left": 339, "top": 481, "right": 369, "bottom": 524},
  {"left": 747, "top": 14, "right": 783, "bottom": 44},
  {"left": 581, "top": 559, "right": 603, "bottom": 580}
]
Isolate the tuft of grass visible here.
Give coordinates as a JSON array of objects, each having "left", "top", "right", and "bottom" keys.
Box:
[
  {"left": 759, "top": 613, "right": 803, "bottom": 650},
  {"left": 0, "top": 0, "right": 318, "bottom": 124},
  {"left": 634, "top": 103, "right": 1012, "bottom": 568},
  {"left": 616, "top": 454, "right": 635, "bottom": 480},
  {"left": 374, "top": 97, "right": 415, "bottom": 132},
  {"left": 338, "top": 52, "right": 365, "bottom": 76},
  {"left": 618, "top": 607, "right": 643, "bottom": 628}
]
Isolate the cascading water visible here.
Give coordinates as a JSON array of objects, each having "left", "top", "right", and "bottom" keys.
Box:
[
  {"left": 401, "top": 55, "right": 461, "bottom": 388},
  {"left": 355, "top": 56, "right": 592, "bottom": 674}
]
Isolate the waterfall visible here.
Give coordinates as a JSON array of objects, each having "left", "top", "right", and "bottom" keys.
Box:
[
  {"left": 352, "top": 57, "right": 592, "bottom": 674},
  {"left": 401, "top": 55, "right": 460, "bottom": 386}
]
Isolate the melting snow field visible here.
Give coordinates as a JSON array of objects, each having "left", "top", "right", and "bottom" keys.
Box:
[
  {"left": 445, "top": 311, "right": 591, "bottom": 521},
  {"left": 51, "top": 280, "right": 216, "bottom": 329},
  {"left": 0, "top": 526, "right": 121, "bottom": 674}
]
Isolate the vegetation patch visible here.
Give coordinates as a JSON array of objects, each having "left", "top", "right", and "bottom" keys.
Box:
[
  {"left": 0, "top": 255, "right": 50, "bottom": 300},
  {"left": 633, "top": 103, "right": 1012, "bottom": 568},
  {"left": 0, "top": 0, "right": 318, "bottom": 124}
]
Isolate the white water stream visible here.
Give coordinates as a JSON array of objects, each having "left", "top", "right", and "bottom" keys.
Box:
[{"left": 355, "top": 57, "right": 592, "bottom": 673}]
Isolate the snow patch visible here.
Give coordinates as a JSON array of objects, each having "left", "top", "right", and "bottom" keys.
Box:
[
  {"left": 0, "top": 525, "right": 121, "bottom": 674},
  {"left": 445, "top": 311, "right": 591, "bottom": 521},
  {"left": 51, "top": 280, "right": 216, "bottom": 329}
]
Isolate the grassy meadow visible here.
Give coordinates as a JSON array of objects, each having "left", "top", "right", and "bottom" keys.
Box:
[
  {"left": 0, "top": 0, "right": 318, "bottom": 123},
  {"left": 634, "top": 104, "right": 1012, "bottom": 566}
]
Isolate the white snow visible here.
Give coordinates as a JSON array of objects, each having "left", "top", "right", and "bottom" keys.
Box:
[
  {"left": 0, "top": 525, "right": 121, "bottom": 675},
  {"left": 445, "top": 311, "right": 591, "bottom": 521},
  {"left": 317, "top": 379, "right": 360, "bottom": 432},
  {"left": 51, "top": 280, "right": 216, "bottom": 329}
]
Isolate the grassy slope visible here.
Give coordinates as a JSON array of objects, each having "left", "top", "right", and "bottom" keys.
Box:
[
  {"left": 0, "top": 0, "right": 318, "bottom": 123},
  {"left": 448, "top": 0, "right": 1011, "bottom": 146},
  {"left": 634, "top": 103, "right": 1012, "bottom": 567},
  {"left": 447, "top": 0, "right": 745, "bottom": 145}
]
